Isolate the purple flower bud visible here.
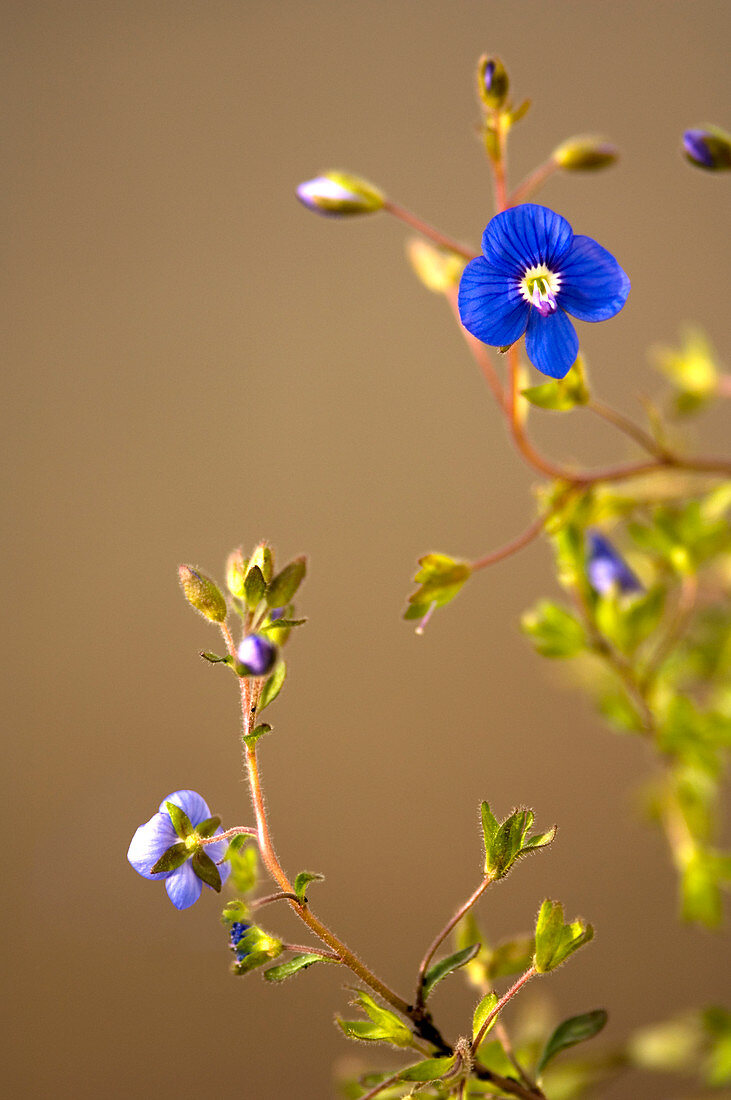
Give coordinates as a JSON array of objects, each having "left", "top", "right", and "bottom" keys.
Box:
[
  {"left": 586, "top": 530, "right": 643, "bottom": 596},
  {"left": 683, "top": 128, "right": 731, "bottom": 171},
  {"left": 477, "top": 55, "right": 509, "bottom": 109},
  {"left": 237, "top": 633, "right": 278, "bottom": 677},
  {"left": 295, "top": 171, "right": 384, "bottom": 216}
]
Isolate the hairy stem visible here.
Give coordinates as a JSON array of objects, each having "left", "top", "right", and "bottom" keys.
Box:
[
  {"left": 415, "top": 874, "right": 493, "bottom": 1008},
  {"left": 507, "top": 159, "right": 559, "bottom": 206},
  {"left": 472, "top": 966, "right": 537, "bottom": 1054},
  {"left": 384, "top": 200, "right": 478, "bottom": 261}
]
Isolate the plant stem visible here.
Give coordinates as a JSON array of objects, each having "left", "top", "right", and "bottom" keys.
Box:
[
  {"left": 281, "top": 943, "right": 342, "bottom": 962},
  {"left": 472, "top": 966, "right": 537, "bottom": 1054},
  {"left": 507, "top": 159, "right": 559, "bottom": 206},
  {"left": 415, "top": 874, "right": 493, "bottom": 1008},
  {"left": 587, "top": 398, "right": 666, "bottom": 458},
  {"left": 471, "top": 514, "right": 550, "bottom": 573},
  {"left": 384, "top": 200, "right": 478, "bottom": 261},
  {"left": 218, "top": 623, "right": 417, "bottom": 1025},
  {"left": 199, "top": 825, "right": 257, "bottom": 846},
  {"left": 494, "top": 1020, "right": 537, "bottom": 1092}
]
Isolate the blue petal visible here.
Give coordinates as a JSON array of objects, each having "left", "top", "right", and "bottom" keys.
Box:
[
  {"left": 202, "top": 830, "right": 232, "bottom": 886},
  {"left": 525, "top": 309, "right": 579, "bottom": 379},
  {"left": 483, "top": 204, "right": 574, "bottom": 275},
  {"left": 127, "top": 812, "right": 177, "bottom": 880},
  {"left": 458, "top": 257, "right": 529, "bottom": 347},
  {"left": 586, "top": 531, "right": 643, "bottom": 595},
  {"left": 558, "top": 235, "right": 630, "bottom": 322},
  {"left": 165, "top": 862, "right": 203, "bottom": 909},
  {"left": 159, "top": 789, "right": 211, "bottom": 827}
]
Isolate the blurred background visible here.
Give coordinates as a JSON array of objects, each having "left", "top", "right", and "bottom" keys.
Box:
[{"left": 4, "top": 1, "right": 729, "bottom": 1096}]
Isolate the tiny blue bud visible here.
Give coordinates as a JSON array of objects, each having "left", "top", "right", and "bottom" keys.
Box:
[
  {"left": 296, "top": 171, "right": 384, "bottom": 216},
  {"left": 682, "top": 128, "right": 731, "bottom": 171},
  {"left": 237, "top": 633, "right": 278, "bottom": 677},
  {"left": 477, "top": 55, "right": 509, "bottom": 110},
  {"left": 586, "top": 530, "right": 643, "bottom": 596}
]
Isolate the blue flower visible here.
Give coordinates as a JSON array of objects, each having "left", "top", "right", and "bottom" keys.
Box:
[
  {"left": 458, "top": 204, "right": 630, "bottom": 379},
  {"left": 586, "top": 530, "right": 643, "bottom": 596},
  {"left": 237, "top": 634, "right": 278, "bottom": 676},
  {"left": 127, "top": 789, "right": 230, "bottom": 910},
  {"left": 229, "top": 920, "right": 253, "bottom": 963}
]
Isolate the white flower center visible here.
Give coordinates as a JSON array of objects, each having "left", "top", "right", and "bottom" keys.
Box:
[{"left": 519, "top": 264, "right": 561, "bottom": 317}]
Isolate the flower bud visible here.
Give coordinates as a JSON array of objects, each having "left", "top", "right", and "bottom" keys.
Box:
[
  {"left": 178, "top": 565, "right": 228, "bottom": 622},
  {"left": 553, "top": 135, "right": 618, "bottom": 171},
  {"left": 682, "top": 128, "right": 731, "bottom": 171},
  {"left": 225, "top": 548, "right": 248, "bottom": 598},
  {"left": 296, "top": 171, "right": 385, "bottom": 216},
  {"left": 585, "top": 532, "right": 642, "bottom": 597},
  {"left": 237, "top": 634, "right": 278, "bottom": 677},
  {"left": 248, "top": 541, "right": 274, "bottom": 585},
  {"left": 406, "top": 238, "right": 465, "bottom": 294},
  {"left": 477, "top": 55, "right": 509, "bottom": 110}
]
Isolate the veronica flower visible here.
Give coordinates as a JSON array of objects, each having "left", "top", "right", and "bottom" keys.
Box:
[
  {"left": 237, "top": 633, "right": 277, "bottom": 676},
  {"left": 586, "top": 530, "right": 643, "bottom": 596},
  {"left": 127, "top": 789, "right": 230, "bottom": 910},
  {"left": 458, "top": 204, "right": 630, "bottom": 379}
]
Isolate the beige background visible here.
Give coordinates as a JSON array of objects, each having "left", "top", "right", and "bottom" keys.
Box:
[{"left": 4, "top": 2, "right": 729, "bottom": 1097}]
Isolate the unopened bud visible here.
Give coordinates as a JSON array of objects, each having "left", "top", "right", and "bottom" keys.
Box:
[
  {"left": 296, "top": 171, "right": 385, "bottom": 216},
  {"left": 406, "top": 239, "right": 465, "bottom": 294},
  {"left": 477, "top": 55, "right": 509, "bottom": 110},
  {"left": 237, "top": 634, "right": 278, "bottom": 677},
  {"left": 178, "top": 565, "right": 228, "bottom": 622},
  {"left": 683, "top": 127, "right": 731, "bottom": 171},
  {"left": 553, "top": 135, "right": 618, "bottom": 171},
  {"left": 226, "top": 548, "right": 248, "bottom": 598}
]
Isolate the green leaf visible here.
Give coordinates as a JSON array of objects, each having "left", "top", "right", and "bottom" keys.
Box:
[
  {"left": 337, "top": 991, "right": 414, "bottom": 1048},
  {"left": 191, "top": 849, "right": 222, "bottom": 892},
  {"left": 485, "top": 936, "right": 535, "bottom": 981},
  {"left": 294, "top": 870, "right": 324, "bottom": 902},
  {"left": 150, "top": 841, "right": 189, "bottom": 874},
  {"left": 263, "top": 953, "right": 330, "bottom": 982},
  {"left": 534, "top": 899, "right": 594, "bottom": 973},
  {"left": 200, "top": 650, "right": 227, "bottom": 663},
  {"left": 482, "top": 803, "right": 556, "bottom": 879},
  {"left": 422, "top": 943, "right": 481, "bottom": 1000},
  {"left": 226, "top": 837, "right": 258, "bottom": 895},
  {"left": 398, "top": 1056, "right": 457, "bottom": 1082},
  {"left": 680, "top": 850, "right": 723, "bottom": 929},
  {"left": 473, "top": 992, "right": 499, "bottom": 1043},
  {"left": 537, "top": 1009, "right": 608, "bottom": 1075},
  {"left": 165, "top": 801, "right": 195, "bottom": 840},
  {"left": 243, "top": 722, "right": 272, "bottom": 747},
  {"left": 266, "top": 557, "right": 307, "bottom": 608},
  {"left": 404, "top": 552, "right": 472, "bottom": 625},
  {"left": 221, "top": 897, "right": 250, "bottom": 924},
  {"left": 522, "top": 358, "right": 590, "bottom": 411},
  {"left": 260, "top": 618, "right": 307, "bottom": 630},
  {"left": 521, "top": 600, "right": 586, "bottom": 658},
  {"left": 244, "top": 564, "right": 267, "bottom": 609},
  {"left": 195, "top": 815, "right": 222, "bottom": 839},
  {"left": 258, "top": 661, "right": 286, "bottom": 711}
]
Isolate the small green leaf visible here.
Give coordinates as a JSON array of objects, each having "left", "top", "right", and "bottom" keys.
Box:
[
  {"left": 244, "top": 565, "right": 266, "bottom": 609},
  {"left": 404, "top": 552, "right": 472, "bottom": 625},
  {"left": 165, "top": 801, "right": 195, "bottom": 839},
  {"left": 398, "top": 1056, "right": 457, "bottom": 1082},
  {"left": 480, "top": 801, "right": 499, "bottom": 847},
  {"left": 196, "top": 815, "right": 222, "bottom": 839},
  {"left": 150, "top": 841, "right": 189, "bottom": 874},
  {"left": 537, "top": 1009, "right": 608, "bottom": 1075},
  {"left": 266, "top": 557, "right": 307, "bottom": 608},
  {"left": 422, "top": 943, "right": 481, "bottom": 999},
  {"left": 258, "top": 661, "right": 286, "bottom": 711},
  {"left": 482, "top": 804, "right": 556, "bottom": 879},
  {"left": 522, "top": 357, "right": 590, "bottom": 410},
  {"left": 263, "top": 953, "right": 331, "bottom": 982},
  {"left": 260, "top": 618, "right": 307, "bottom": 630},
  {"left": 226, "top": 838, "right": 258, "bottom": 895},
  {"left": 294, "top": 870, "right": 324, "bottom": 902},
  {"left": 200, "top": 650, "right": 227, "bottom": 663},
  {"left": 243, "top": 722, "right": 272, "bottom": 748},
  {"left": 521, "top": 600, "right": 586, "bottom": 658},
  {"left": 191, "top": 849, "right": 222, "bottom": 892},
  {"left": 473, "top": 992, "right": 499, "bottom": 1043},
  {"left": 534, "top": 899, "right": 594, "bottom": 973},
  {"left": 338, "top": 991, "right": 414, "bottom": 1048}
]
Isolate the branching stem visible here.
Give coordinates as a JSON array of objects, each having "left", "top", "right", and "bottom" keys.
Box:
[{"left": 415, "top": 874, "right": 493, "bottom": 1008}]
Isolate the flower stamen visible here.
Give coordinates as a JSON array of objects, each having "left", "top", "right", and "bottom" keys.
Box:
[{"left": 520, "top": 264, "right": 561, "bottom": 317}]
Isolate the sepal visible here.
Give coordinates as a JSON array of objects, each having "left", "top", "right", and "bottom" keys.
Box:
[
  {"left": 553, "top": 135, "right": 618, "bottom": 171},
  {"left": 258, "top": 660, "right": 287, "bottom": 711},
  {"left": 191, "top": 849, "right": 222, "bottom": 892},
  {"left": 404, "top": 553, "right": 471, "bottom": 631},
  {"left": 165, "top": 801, "right": 195, "bottom": 839},
  {"left": 294, "top": 870, "right": 324, "bottom": 902},
  {"left": 178, "top": 565, "right": 227, "bottom": 622},
  {"left": 522, "top": 357, "right": 590, "bottom": 410},
  {"left": 398, "top": 1056, "right": 458, "bottom": 1082},
  {"left": 195, "top": 815, "right": 222, "bottom": 839},
  {"left": 150, "top": 842, "right": 190, "bottom": 874},
  {"left": 473, "top": 992, "right": 499, "bottom": 1044},
  {"left": 266, "top": 557, "right": 307, "bottom": 607}
]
